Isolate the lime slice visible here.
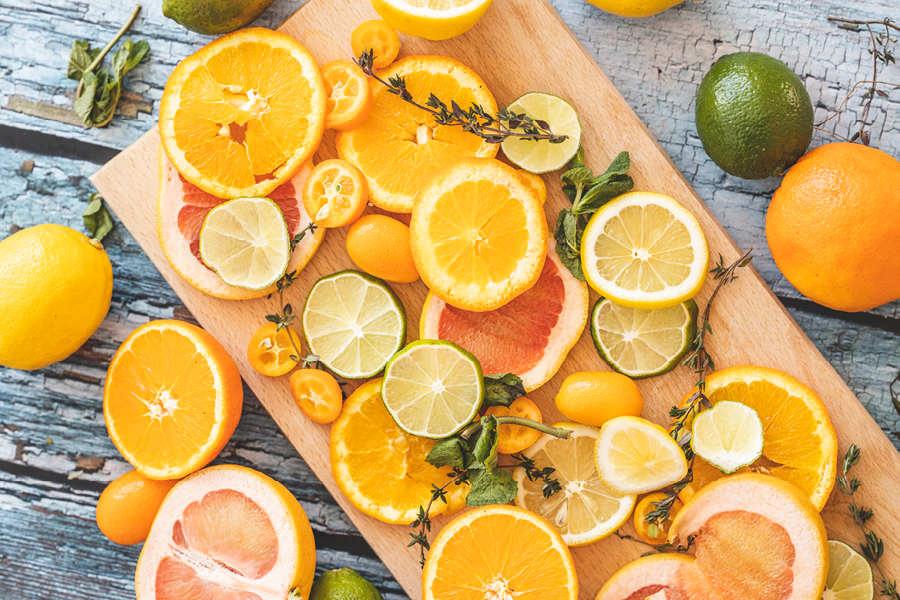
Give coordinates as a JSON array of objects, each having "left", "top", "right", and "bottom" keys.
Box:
[
  {"left": 302, "top": 270, "right": 406, "bottom": 379},
  {"left": 199, "top": 197, "right": 290, "bottom": 290},
  {"left": 514, "top": 422, "right": 636, "bottom": 546},
  {"left": 381, "top": 340, "right": 484, "bottom": 439},
  {"left": 690, "top": 400, "right": 764, "bottom": 474},
  {"left": 825, "top": 540, "right": 874, "bottom": 600},
  {"left": 500, "top": 92, "right": 582, "bottom": 174},
  {"left": 591, "top": 297, "right": 698, "bottom": 379},
  {"left": 581, "top": 191, "right": 709, "bottom": 310}
]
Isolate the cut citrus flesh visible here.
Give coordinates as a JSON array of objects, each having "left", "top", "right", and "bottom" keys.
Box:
[
  {"left": 410, "top": 157, "right": 548, "bottom": 311},
  {"left": 135, "top": 464, "right": 316, "bottom": 600},
  {"left": 159, "top": 28, "right": 326, "bottom": 199},
  {"left": 591, "top": 297, "right": 697, "bottom": 379},
  {"left": 336, "top": 55, "right": 498, "bottom": 212},
  {"left": 302, "top": 159, "right": 368, "bottom": 228},
  {"left": 422, "top": 504, "right": 578, "bottom": 600},
  {"left": 301, "top": 271, "right": 406, "bottom": 379},
  {"left": 329, "top": 379, "right": 468, "bottom": 524},
  {"left": 350, "top": 20, "right": 400, "bottom": 69},
  {"left": 677, "top": 365, "right": 838, "bottom": 511},
  {"left": 157, "top": 149, "right": 324, "bottom": 300},
  {"left": 594, "top": 416, "right": 688, "bottom": 494},
  {"left": 420, "top": 240, "right": 587, "bottom": 391},
  {"left": 633, "top": 491, "right": 683, "bottom": 546},
  {"left": 104, "top": 320, "right": 243, "bottom": 480},
  {"left": 501, "top": 92, "right": 582, "bottom": 174},
  {"left": 691, "top": 400, "right": 765, "bottom": 474},
  {"left": 825, "top": 540, "right": 874, "bottom": 600},
  {"left": 669, "top": 473, "right": 828, "bottom": 600},
  {"left": 199, "top": 197, "right": 291, "bottom": 290},
  {"left": 517, "top": 169, "right": 547, "bottom": 203},
  {"left": 581, "top": 191, "right": 709, "bottom": 309},
  {"left": 514, "top": 423, "right": 636, "bottom": 546},
  {"left": 321, "top": 59, "right": 372, "bottom": 132},
  {"left": 381, "top": 340, "right": 484, "bottom": 439},
  {"left": 595, "top": 553, "right": 695, "bottom": 600},
  {"left": 247, "top": 322, "right": 300, "bottom": 377}
]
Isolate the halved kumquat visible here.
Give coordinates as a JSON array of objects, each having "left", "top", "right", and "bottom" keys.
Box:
[
  {"left": 322, "top": 59, "right": 372, "bottom": 131},
  {"left": 290, "top": 368, "right": 343, "bottom": 424},
  {"left": 302, "top": 159, "right": 369, "bottom": 228},
  {"left": 485, "top": 397, "right": 543, "bottom": 454},
  {"left": 247, "top": 323, "right": 300, "bottom": 377},
  {"left": 350, "top": 20, "right": 400, "bottom": 68}
]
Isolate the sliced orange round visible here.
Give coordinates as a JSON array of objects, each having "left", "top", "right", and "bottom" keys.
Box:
[
  {"left": 136, "top": 464, "right": 317, "bottom": 600},
  {"left": 321, "top": 59, "right": 372, "bottom": 132},
  {"left": 302, "top": 159, "right": 369, "bottom": 228},
  {"left": 104, "top": 320, "right": 243, "bottom": 480},
  {"left": 336, "top": 55, "right": 498, "bottom": 213},
  {"left": 159, "top": 28, "right": 326, "bottom": 199},
  {"left": 410, "top": 157, "right": 548, "bottom": 311},
  {"left": 422, "top": 504, "right": 578, "bottom": 600}
]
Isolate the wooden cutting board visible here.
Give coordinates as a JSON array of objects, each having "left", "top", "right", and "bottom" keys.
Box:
[{"left": 91, "top": 0, "right": 900, "bottom": 597}]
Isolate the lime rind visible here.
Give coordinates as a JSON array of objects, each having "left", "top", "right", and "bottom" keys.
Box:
[
  {"left": 825, "top": 540, "right": 874, "bottom": 600},
  {"left": 500, "top": 92, "right": 582, "bottom": 174},
  {"left": 690, "top": 400, "right": 765, "bottom": 475},
  {"left": 199, "top": 197, "right": 291, "bottom": 290},
  {"left": 381, "top": 339, "right": 484, "bottom": 439},
  {"left": 590, "top": 297, "right": 698, "bottom": 379},
  {"left": 301, "top": 270, "right": 406, "bottom": 379}
]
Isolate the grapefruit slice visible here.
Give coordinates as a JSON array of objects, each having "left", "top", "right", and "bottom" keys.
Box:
[
  {"left": 157, "top": 147, "right": 325, "bottom": 300},
  {"left": 419, "top": 239, "right": 588, "bottom": 391},
  {"left": 136, "top": 464, "right": 316, "bottom": 600},
  {"left": 596, "top": 553, "right": 695, "bottom": 600}
]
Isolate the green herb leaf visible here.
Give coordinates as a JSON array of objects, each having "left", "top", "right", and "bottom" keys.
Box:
[
  {"left": 466, "top": 467, "right": 518, "bottom": 506},
  {"left": 599, "top": 151, "right": 631, "bottom": 177},
  {"left": 483, "top": 373, "right": 526, "bottom": 407},
  {"left": 470, "top": 415, "right": 499, "bottom": 471},
  {"left": 83, "top": 193, "right": 114, "bottom": 241},
  {"left": 572, "top": 174, "right": 634, "bottom": 215},
  {"left": 67, "top": 40, "right": 101, "bottom": 81},
  {"left": 426, "top": 437, "right": 470, "bottom": 470},
  {"left": 74, "top": 71, "right": 99, "bottom": 127},
  {"left": 553, "top": 210, "right": 585, "bottom": 281},
  {"left": 560, "top": 165, "right": 593, "bottom": 187}
]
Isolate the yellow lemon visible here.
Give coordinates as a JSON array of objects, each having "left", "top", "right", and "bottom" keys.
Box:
[
  {"left": 371, "top": 0, "right": 493, "bottom": 41},
  {"left": 585, "top": 0, "right": 691, "bottom": 18}
]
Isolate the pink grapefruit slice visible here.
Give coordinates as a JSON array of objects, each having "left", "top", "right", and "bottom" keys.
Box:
[
  {"left": 596, "top": 553, "right": 695, "bottom": 600},
  {"left": 136, "top": 464, "right": 316, "bottom": 600},
  {"left": 420, "top": 239, "right": 588, "bottom": 391},
  {"left": 157, "top": 146, "right": 325, "bottom": 300}
]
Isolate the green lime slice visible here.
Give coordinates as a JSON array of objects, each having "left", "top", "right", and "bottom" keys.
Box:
[
  {"left": 500, "top": 92, "right": 582, "bottom": 174},
  {"left": 690, "top": 400, "right": 764, "bottom": 474},
  {"left": 825, "top": 540, "right": 874, "bottom": 600},
  {"left": 381, "top": 340, "right": 484, "bottom": 439},
  {"left": 590, "top": 297, "right": 698, "bottom": 379},
  {"left": 199, "top": 197, "right": 290, "bottom": 290},
  {"left": 302, "top": 270, "right": 406, "bottom": 379}
]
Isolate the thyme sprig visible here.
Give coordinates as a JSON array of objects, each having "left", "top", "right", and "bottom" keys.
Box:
[
  {"left": 513, "top": 453, "right": 562, "bottom": 498},
  {"left": 838, "top": 445, "right": 900, "bottom": 600},
  {"left": 354, "top": 50, "right": 567, "bottom": 144},
  {"left": 645, "top": 248, "right": 754, "bottom": 528},
  {"left": 614, "top": 530, "right": 696, "bottom": 556}
]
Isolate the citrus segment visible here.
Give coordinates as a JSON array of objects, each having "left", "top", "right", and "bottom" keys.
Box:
[
  {"left": 159, "top": 28, "right": 326, "bottom": 199},
  {"left": 321, "top": 60, "right": 372, "bottom": 132},
  {"left": 290, "top": 369, "right": 343, "bottom": 424},
  {"left": 514, "top": 423, "right": 636, "bottom": 546},
  {"left": 690, "top": 400, "right": 765, "bottom": 474},
  {"left": 350, "top": 20, "right": 400, "bottom": 68},
  {"left": 501, "top": 92, "right": 582, "bottom": 174},
  {"left": 371, "top": 0, "right": 493, "bottom": 41},
  {"left": 302, "top": 159, "right": 368, "bottom": 228},
  {"left": 485, "top": 397, "right": 542, "bottom": 454},
  {"left": 420, "top": 240, "right": 587, "bottom": 390},
  {"left": 422, "top": 505, "right": 578, "bottom": 600},
  {"left": 517, "top": 169, "right": 547, "bottom": 203},
  {"left": 336, "top": 55, "right": 498, "bottom": 212},
  {"left": 825, "top": 540, "right": 874, "bottom": 600},
  {"left": 595, "top": 553, "right": 695, "bottom": 600},
  {"left": 594, "top": 416, "right": 688, "bottom": 494},
  {"left": 104, "top": 320, "right": 243, "bottom": 480},
  {"left": 329, "top": 379, "right": 468, "bottom": 524}
]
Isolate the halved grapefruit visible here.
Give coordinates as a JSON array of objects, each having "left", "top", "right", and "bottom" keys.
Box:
[
  {"left": 136, "top": 464, "right": 316, "bottom": 600},
  {"left": 595, "top": 553, "right": 695, "bottom": 600},
  {"left": 419, "top": 239, "right": 588, "bottom": 391},
  {"left": 157, "top": 147, "right": 325, "bottom": 300}
]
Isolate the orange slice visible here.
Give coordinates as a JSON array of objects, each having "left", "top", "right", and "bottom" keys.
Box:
[
  {"left": 302, "top": 159, "right": 369, "bottom": 228},
  {"left": 104, "top": 320, "right": 243, "bottom": 480},
  {"left": 410, "top": 158, "right": 548, "bottom": 311},
  {"left": 321, "top": 59, "right": 372, "bottom": 131},
  {"left": 422, "top": 504, "right": 578, "bottom": 600},
  {"left": 336, "top": 55, "right": 498, "bottom": 213},
  {"left": 159, "top": 28, "right": 326, "bottom": 199},
  {"left": 136, "top": 464, "right": 317, "bottom": 600}
]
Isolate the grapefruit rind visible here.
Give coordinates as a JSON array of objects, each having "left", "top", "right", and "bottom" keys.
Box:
[{"left": 594, "top": 553, "right": 695, "bottom": 600}]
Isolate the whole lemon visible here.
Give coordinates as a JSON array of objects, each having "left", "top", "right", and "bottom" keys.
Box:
[
  {"left": 345, "top": 214, "right": 420, "bottom": 283},
  {"left": 96, "top": 469, "right": 179, "bottom": 545},
  {"left": 766, "top": 143, "right": 900, "bottom": 312},
  {"left": 555, "top": 371, "right": 643, "bottom": 427},
  {"left": 0, "top": 224, "right": 113, "bottom": 370},
  {"left": 584, "top": 0, "right": 690, "bottom": 18}
]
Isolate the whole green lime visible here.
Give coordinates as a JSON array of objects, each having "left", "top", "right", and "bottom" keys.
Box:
[
  {"left": 162, "top": 0, "right": 275, "bottom": 35},
  {"left": 695, "top": 52, "right": 813, "bottom": 180},
  {"left": 309, "top": 568, "right": 384, "bottom": 600}
]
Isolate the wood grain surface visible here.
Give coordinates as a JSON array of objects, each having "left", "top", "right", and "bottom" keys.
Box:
[{"left": 86, "top": 0, "right": 900, "bottom": 598}]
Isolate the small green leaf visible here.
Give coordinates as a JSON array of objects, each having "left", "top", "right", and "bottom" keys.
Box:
[
  {"left": 560, "top": 165, "right": 593, "bottom": 186},
  {"left": 470, "top": 415, "right": 499, "bottom": 471},
  {"left": 483, "top": 373, "right": 526, "bottom": 407},
  {"left": 74, "top": 71, "right": 99, "bottom": 127},
  {"left": 83, "top": 193, "right": 114, "bottom": 241},
  {"left": 426, "top": 437, "right": 470, "bottom": 469},
  {"left": 67, "top": 40, "right": 101, "bottom": 80},
  {"left": 466, "top": 468, "right": 518, "bottom": 506},
  {"left": 124, "top": 40, "right": 150, "bottom": 73},
  {"left": 599, "top": 151, "right": 631, "bottom": 177},
  {"left": 553, "top": 210, "right": 585, "bottom": 281}
]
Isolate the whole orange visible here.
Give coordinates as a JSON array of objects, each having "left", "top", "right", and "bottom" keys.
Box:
[
  {"left": 96, "top": 470, "right": 178, "bottom": 545},
  {"left": 766, "top": 143, "right": 900, "bottom": 312}
]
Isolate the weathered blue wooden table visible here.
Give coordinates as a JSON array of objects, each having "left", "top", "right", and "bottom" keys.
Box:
[{"left": 1, "top": 0, "right": 898, "bottom": 597}]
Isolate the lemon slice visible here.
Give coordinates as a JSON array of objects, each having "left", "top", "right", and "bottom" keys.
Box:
[
  {"left": 591, "top": 297, "right": 698, "bottom": 379},
  {"left": 690, "top": 400, "right": 765, "bottom": 474},
  {"left": 825, "top": 540, "right": 874, "bottom": 600},
  {"left": 581, "top": 192, "right": 709, "bottom": 309},
  {"left": 594, "top": 416, "right": 688, "bottom": 494},
  {"left": 199, "top": 197, "right": 290, "bottom": 290},
  {"left": 514, "top": 422, "right": 636, "bottom": 546},
  {"left": 370, "top": 0, "right": 493, "bottom": 41},
  {"left": 301, "top": 270, "right": 406, "bottom": 379},
  {"left": 501, "top": 92, "right": 582, "bottom": 174},
  {"left": 381, "top": 340, "right": 484, "bottom": 439}
]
